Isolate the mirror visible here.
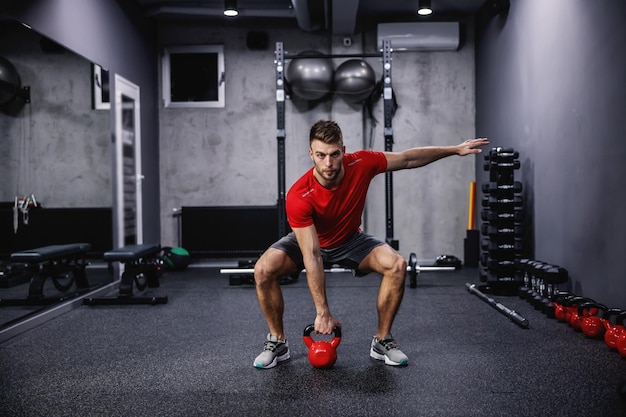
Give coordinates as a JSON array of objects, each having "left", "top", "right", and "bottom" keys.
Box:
[
  {"left": 0, "top": 20, "right": 113, "bottom": 328},
  {"left": 114, "top": 74, "right": 143, "bottom": 248}
]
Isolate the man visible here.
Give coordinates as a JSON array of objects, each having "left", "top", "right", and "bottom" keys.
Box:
[{"left": 253, "top": 120, "right": 488, "bottom": 369}]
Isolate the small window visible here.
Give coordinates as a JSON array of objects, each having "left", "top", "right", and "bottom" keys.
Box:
[
  {"left": 92, "top": 64, "right": 110, "bottom": 110},
  {"left": 162, "top": 45, "right": 225, "bottom": 108}
]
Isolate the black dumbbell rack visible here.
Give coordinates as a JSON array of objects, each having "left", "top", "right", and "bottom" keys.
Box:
[{"left": 479, "top": 147, "right": 524, "bottom": 294}]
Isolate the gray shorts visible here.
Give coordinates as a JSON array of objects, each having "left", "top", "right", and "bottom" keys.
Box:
[{"left": 270, "top": 231, "right": 385, "bottom": 276}]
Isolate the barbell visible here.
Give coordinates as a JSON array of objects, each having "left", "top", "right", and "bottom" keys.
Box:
[{"left": 220, "top": 252, "right": 456, "bottom": 288}]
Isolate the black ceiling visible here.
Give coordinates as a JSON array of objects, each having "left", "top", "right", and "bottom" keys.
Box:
[{"left": 130, "top": 0, "right": 490, "bottom": 35}]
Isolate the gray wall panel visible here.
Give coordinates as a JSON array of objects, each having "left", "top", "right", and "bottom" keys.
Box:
[
  {"left": 476, "top": 0, "right": 626, "bottom": 307},
  {"left": 2, "top": 0, "right": 160, "bottom": 245},
  {"left": 158, "top": 24, "right": 477, "bottom": 260}
]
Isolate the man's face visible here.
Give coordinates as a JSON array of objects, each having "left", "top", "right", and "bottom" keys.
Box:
[{"left": 309, "top": 139, "right": 345, "bottom": 183}]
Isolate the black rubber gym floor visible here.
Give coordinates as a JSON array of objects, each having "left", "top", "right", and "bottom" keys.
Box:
[{"left": 1, "top": 266, "right": 625, "bottom": 416}]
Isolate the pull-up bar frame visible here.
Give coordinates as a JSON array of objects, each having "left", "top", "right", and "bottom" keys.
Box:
[{"left": 274, "top": 40, "right": 398, "bottom": 249}]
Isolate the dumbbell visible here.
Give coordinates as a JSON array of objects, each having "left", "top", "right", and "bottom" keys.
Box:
[
  {"left": 515, "top": 258, "right": 533, "bottom": 299},
  {"left": 481, "top": 223, "right": 524, "bottom": 237},
  {"left": 524, "top": 260, "right": 546, "bottom": 303},
  {"left": 539, "top": 264, "right": 568, "bottom": 317},
  {"left": 481, "top": 238, "right": 524, "bottom": 252},
  {"left": 485, "top": 258, "right": 516, "bottom": 269},
  {"left": 484, "top": 160, "right": 521, "bottom": 171},
  {"left": 482, "top": 181, "right": 523, "bottom": 195},
  {"left": 481, "top": 195, "right": 524, "bottom": 208},
  {"left": 481, "top": 209, "right": 524, "bottom": 223},
  {"left": 485, "top": 148, "right": 519, "bottom": 161},
  {"left": 530, "top": 262, "right": 552, "bottom": 310}
]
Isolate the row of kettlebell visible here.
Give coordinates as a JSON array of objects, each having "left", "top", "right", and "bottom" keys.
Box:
[{"left": 552, "top": 293, "right": 626, "bottom": 356}]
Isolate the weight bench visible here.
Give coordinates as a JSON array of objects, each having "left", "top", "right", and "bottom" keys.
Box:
[
  {"left": 0, "top": 243, "right": 91, "bottom": 306},
  {"left": 83, "top": 243, "right": 168, "bottom": 306}
]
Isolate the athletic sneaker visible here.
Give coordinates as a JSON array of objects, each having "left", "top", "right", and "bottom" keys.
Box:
[
  {"left": 253, "top": 333, "right": 290, "bottom": 369},
  {"left": 370, "top": 334, "right": 409, "bottom": 366}
]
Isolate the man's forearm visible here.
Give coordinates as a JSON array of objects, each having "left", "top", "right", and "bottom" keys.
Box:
[
  {"left": 304, "top": 259, "right": 330, "bottom": 316},
  {"left": 402, "top": 146, "right": 459, "bottom": 169},
  {"left": 385, "top": 138, "right": 488, "bottom": 172}
]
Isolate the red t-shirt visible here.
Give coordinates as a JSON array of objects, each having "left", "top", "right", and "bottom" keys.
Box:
[{"left": 286, "top": 150, "right": 388, "bottom": 248}]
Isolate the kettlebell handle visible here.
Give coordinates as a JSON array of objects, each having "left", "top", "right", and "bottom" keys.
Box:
[
  {"left": 602, "top": 308, "right": 624, "bottom": 321},
  {"left": 577, "top": 302, "right": 606, "bottom": 316},
  {"left": 303, "top": 324, "right": 342, "bottom": 338}
]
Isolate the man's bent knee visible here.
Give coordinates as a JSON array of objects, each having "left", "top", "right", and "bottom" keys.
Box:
[
  {"left": 390, "top": 255, "right": 407, "bottom": 282},
  {"left": 397, "top": 254, "right": 408, "bottom": 273},
  {"left": 254, "top": 249, "right": 296, "bottom": 285},
  {"left": 361, "top": 245, "right": 406, "bottom": 277}
]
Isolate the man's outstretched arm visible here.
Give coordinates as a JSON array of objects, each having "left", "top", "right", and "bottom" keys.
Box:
[{"left": 384, "top": 138, "right": 489, "bottom": 172}]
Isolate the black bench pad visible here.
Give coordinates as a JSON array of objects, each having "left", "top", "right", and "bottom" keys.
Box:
[
  {"left": 103, "top": 243, "right": 161, "bottom": 262},
  {"left": 83, "top": 243, "right": 167, "bottom": 306},
  {"left": 11, "top": 243, "right": 91, "bottom": 263},
  {"left": 1, "top": 243, "right": 91, "bottom": 305}
]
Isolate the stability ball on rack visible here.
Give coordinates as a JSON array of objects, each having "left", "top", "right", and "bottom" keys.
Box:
[
  {"left": 286, "top": 51, "right": 334, "bottom": 101},
  {"left": 0, "top": 56, "right": 22, "bottom": 106},
  {"left": 333, "top": 59, "right": 377, "bottom": 104}
]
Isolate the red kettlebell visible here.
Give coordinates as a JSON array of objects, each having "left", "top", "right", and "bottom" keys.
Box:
[
  {"left": 563, "top": 296, "right": 586, "bottom": 323},
  {"left": 615, "top": 312, "right": 626, "bottom": 357},
  {"left": 603, "top": 309, "right": 625, "bottom": 351},
  {"left": 581, "top": 302, "right": 608, "bottom": 338},
  {"left": 303, "top": 324, "right": 342, "bottom": 369},
  {"left": 568, "top": 297, "right": 595, "bottom": 330},
  {"left": 572, "top": 301, "right": 601, "bottom": 332},
  {"left": 553, "top": 294, "right": 573, "bottom": 322}
]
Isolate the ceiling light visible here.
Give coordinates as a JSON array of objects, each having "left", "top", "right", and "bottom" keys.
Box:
[
  {"left": 224, "top": 0, "right": 238, "bottom": 17},
  {"left": 418, "top": 0, "right": 433, "bottom": 16}
]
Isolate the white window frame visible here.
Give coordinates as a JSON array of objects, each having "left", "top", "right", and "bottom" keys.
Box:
[{"left": 162, "top": 45, "right": 225, "bottom": 108}]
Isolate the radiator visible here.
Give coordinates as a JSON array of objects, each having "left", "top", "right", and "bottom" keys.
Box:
[{"left": 181, "top": 205, "right": 287, "bottom": 258}]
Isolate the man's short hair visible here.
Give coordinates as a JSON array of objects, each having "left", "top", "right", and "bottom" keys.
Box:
[{"left": 310, "top": 120, "right": 343, "bottom": 146}]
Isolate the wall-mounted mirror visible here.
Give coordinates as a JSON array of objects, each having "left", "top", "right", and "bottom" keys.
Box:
[{"left": 0, "top": 19, "right": 113, "bottom": 329}]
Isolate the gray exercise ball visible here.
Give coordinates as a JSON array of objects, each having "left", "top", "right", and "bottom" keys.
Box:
[
  {"left": 0, "top": 56, "right": 21, "bottom": 106},
  {"left": 286, "top": 51, "right": 334, "bottom": 101},
  {"left": 334, "top": 59, "right": 377, "bottom": 103}
]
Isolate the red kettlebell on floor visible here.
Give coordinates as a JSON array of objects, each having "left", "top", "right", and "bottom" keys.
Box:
[
  {"left": 572, "top": 301, "right": 602, "bottom": 332},
  {"left": 615, "top": 312, "right": 626, "bottom": 357},
  {"left": 303, "top": 324, "right": 342, "bottom": 369},
  {"left": 564, "top": 296, "right": 586, "bottom": 323},
  {"left": 604, "top": 309, "right": 625, "bottom": 351},
  {"left": 569, "top": 298, "right": 596, "bottom": 330},
  {"left": 553, "top": 294, "right": 573, "bottom": 322},
  {"left": 581, "top": 302, "right": 608, "bottom": 338}
]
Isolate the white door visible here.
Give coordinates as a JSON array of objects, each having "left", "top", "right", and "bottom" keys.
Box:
[{"left": 113, "top": 74, "right": 143, "bottom": 247}]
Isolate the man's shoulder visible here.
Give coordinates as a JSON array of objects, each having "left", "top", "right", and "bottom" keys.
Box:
[
  {"left": 345, "top": 149, "right": 387, "bottom": 170},
  {"left": 346, "top": 149, "right": 385, "bottom": 160},
  {"left": 348, "top": 149, "right": 384, "bottom": 157},
  {"left": 288, "top": 169, "right": 314, "bottom": 196}
]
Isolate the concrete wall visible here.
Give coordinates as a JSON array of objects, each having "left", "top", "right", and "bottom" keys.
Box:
[
  {"left": 2, "top": 0, "right": 161, "bottom": 245},
  {"left": 2, "top": 1, "right": 479, "bottom": 262},
  {"left": 158, "top": 23, "right": 477, "bottom": 260},
  {"left": 0, "top": 21, "right": 110, "bottom": 207},
  {"left": 475, "top": 0, "right": 626, "bottom": 307}
]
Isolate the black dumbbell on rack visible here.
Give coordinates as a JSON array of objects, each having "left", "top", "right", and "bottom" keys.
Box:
[{"left": 479, "top": 147, "right": 524, "bottom": 293}]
